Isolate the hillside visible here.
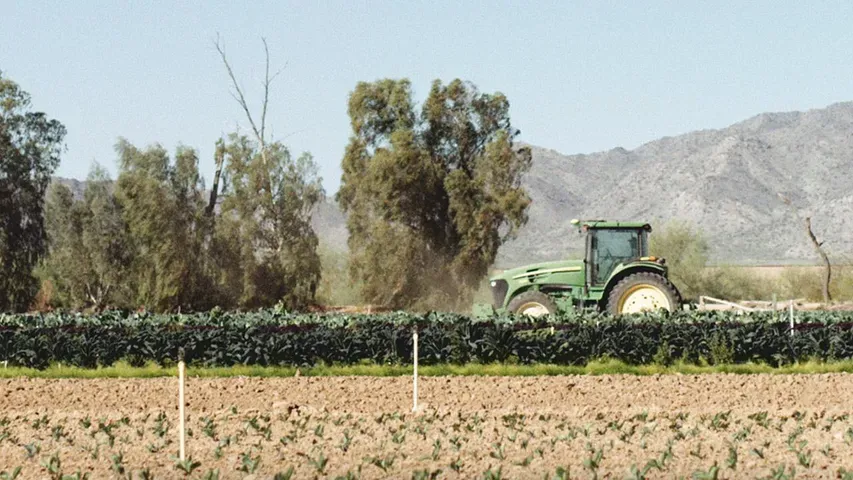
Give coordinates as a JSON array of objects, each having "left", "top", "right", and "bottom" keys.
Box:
[
  {"left": 55, "top": 101, "right": 853, "bottom": 268},
  {"left": 500, "top": 101, "right": 853, "bottom": 266}
]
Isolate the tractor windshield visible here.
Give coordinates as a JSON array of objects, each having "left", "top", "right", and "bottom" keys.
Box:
[{"left": 589, "top": 228, "right": 647, "bottom": 285}]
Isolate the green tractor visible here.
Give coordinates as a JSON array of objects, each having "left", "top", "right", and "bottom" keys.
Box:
[{"left": 477, "top": 220, "right": 682, "bottom": 316}]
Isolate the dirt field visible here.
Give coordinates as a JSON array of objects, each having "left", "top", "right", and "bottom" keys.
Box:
[{"left": 2, "top": 375, "right": 853, "bottom": 479}]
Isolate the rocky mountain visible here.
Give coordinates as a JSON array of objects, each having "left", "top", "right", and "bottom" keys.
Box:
[
  {"left": 500, "top": 101, "right": 853, "bottom": 267},
  {"left": 55, "top": 101, "right": 853, "bottom": 267}
]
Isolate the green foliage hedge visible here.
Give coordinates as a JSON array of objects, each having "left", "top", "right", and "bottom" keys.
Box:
[{"left": 1, "top": 310, "right": 853, "bottom": 369}]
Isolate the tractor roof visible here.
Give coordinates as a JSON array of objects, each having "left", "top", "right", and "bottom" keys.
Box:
[{"left": 572, "top": 219, "right": 652, "bottom": 230}]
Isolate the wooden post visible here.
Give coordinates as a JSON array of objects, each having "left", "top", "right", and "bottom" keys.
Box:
[
  {"left": 178, "top": 348, "right": 186, "bottom": 461},
  {"left": 412, "top": 327, "right": 418, "bottom": 412}
]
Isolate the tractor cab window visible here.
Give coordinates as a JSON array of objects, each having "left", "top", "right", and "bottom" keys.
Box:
[{"left": 588, "top": 229, "right": 645, "bottom": 285}]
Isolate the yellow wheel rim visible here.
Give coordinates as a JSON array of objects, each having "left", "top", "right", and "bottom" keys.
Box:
[
  {"left": 618, "top": 284, "right": 671, "bottom": 314},
  {"left": 516, "top": 302, "right": 550, "bottom": 317}
]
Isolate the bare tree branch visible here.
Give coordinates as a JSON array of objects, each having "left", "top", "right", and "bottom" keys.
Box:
[
  {"left": 778, "top": 193, "right": 832, "bottom": 303},
  {"left": 260, "top": 38, "right": 270, "bottom": 146},
  {"left": 805, "top": 216, "right": 832, "bottom": 303},
  {"left": 214, "top": 34, "right": 267, "bottom": 165}
]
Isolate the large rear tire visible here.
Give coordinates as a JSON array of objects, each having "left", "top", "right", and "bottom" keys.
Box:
[
  {"left": 507, "top": 291, "right": 558, "bottom": 317},
  {"left": 607, "top": 272, "right": 681, "bottom": 315}
]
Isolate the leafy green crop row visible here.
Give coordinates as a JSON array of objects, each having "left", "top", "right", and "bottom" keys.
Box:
[{"left": 1, "top": 310, "right": 852, "bottom": 369}]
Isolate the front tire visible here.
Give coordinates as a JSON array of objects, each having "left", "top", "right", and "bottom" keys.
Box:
[
  {"left": 607, "top": 272, "right": 681, "bottom": 315},
  {"left": 507, "top": 291, "right": 558, "bottom": 317}
]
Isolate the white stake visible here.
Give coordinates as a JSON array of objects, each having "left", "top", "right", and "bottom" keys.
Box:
[
  {"left": 178, "top": 359, "right": 186, "bottom": 461},
  {"left": 789, "top": 300, "right": 795, "bottom": 337},
  {"left": 412, "top": 327, "right": 419, "bottom": 412}
]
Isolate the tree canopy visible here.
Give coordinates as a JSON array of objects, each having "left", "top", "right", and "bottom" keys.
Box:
[
  {"left": 0, "top": 71, "right": 66, "bottom": 311},
  {"left": 338, "top": 78, "right": 531, "bottom": 309}
]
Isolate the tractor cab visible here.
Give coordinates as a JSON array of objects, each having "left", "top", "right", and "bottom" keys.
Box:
[
  {"left": 476, "top": 219, "right": 681, "bottom": 317},
  {"left": 581, "top": 220, "right": 652, "bottom": 286}
]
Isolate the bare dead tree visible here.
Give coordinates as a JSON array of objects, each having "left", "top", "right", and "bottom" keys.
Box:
[
  {"left": 778, "top": 194, "right": 832, "bottom": 303},
  {"left": 206, "top": 139, "right": 225, "bottom": 217},
  {"left": 804, "top": 216, "right": 832, "bottom": 303},
  {"left": 214, "top": 35, "right": 283, "bottom": 199}
]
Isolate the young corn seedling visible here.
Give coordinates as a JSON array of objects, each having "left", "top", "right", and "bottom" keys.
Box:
[
  {"left": 367, "top": 454, "right": 395, "bottom": 473},
  {"left": 709, "top": 411, "right": 730, "bottom": 431},
  {"left": 412, "top": 469, "right": 442, "bottom": 480},
  {"left": 152, "top": 413, "right": 169, "bottom": 438},
  {"left": 110, "top": 452, "right": 125, "bottom": 475},
  {"left": 238, "top": 452, "right": 261, "bottom": 474},
  {"left": 200, "top": 469, "right": 220, "bottom": 480},
  {"left": 60, "top": 472, "right": 90, "bottom": 480},
  {"left": 339, "top": 430, "right": 354, "bottom": 453},
  {"left": 764, "top": 464, "right": 796, "bottom": 480},
  {"left": 691, "top": 462, "right": 720, "bottom": 480},
  {"left": 31, "top": 415, "right": 49, "bottom": 430},
  {"left": 135, "top": 468, "right": 153, "bottom": 480},
  {"left": 618, "top": 424, "right": 637, "bottom": 443},
  {"left": 689, "top": 442, "right": 707, "bottom": 460},
  {"left": 304, "top": 451, "right": 329, "bottom": 475},
  {"left": 549, "top": 466, "right": 571, "bottom": 480},
  {"left": 489, "top": 442, "right": 505, "bottom": 461},
  {"left": 732, "top": 425, "right": 751, "bottom": 442},
  {"left": 837, "top": 467, "right": 853, "bottom": 480},
  {"left": 83, "top": 443, "right": 99, "bottom": 460},
  {"left": 335, "top": 471, "right": 360, "bottom": 480},
  {"left": 481, "top": 465, "right": 504, "bottom": 480},
  {"left": 625, "top": 464, "right": 647, "bottom": 480},
  {"left": 215, "top": 434, "right": 233, "bottom": 456},
  {"left": 748, "top": 411, "right": 770, "bottom": 428},
  {"left": 273, "top": 467, "right": 297, "bottom": 480},
  {"left": 23, "top": 442, "right": 40, "bottom": 459},
  {"left": 642, "top": 458, "right": 663, "bottom": 474},
  {"left": 40, "top": 453, "right": 61, "bottom": 477},
  {"left": 721, "top": 443, "right": 737, "bottom": 470},
  {"left": 659, "top": 440, "right": 675, "bottom": 466},
  {"left": 200, "top": 417, "right": 217, "bottom": 439},
  {"left": 796, "top": 449, "right": 812, "bottom": 468},
  {"left": 0, "top": 467, "right": 21, "bottom": 480},
  {"left": 583, "top": 443, "right": 603, "bottom": 480},
  {"left": 430, "top": 439, "right": 441, "bottom": 461},
  {"left": 280, "top": 429, "right": 299, "bottom": 446},
  {"left": 172, "top": 455, "right": 202, "bottom": 475}
]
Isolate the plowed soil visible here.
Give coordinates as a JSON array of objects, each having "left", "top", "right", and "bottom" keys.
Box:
[{"left": 2, "top": 374, "right": 853, "bottom": 478}]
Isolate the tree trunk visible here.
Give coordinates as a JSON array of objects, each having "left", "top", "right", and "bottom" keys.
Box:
[
  {"left": 206, "top": 143, "right": 225, "bottom": 217},
  {"left": 804, "top": 217, "right": 832, "bottom": 303}
]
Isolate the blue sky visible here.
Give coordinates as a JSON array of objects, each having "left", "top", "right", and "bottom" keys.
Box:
[{"left": 2, "top": 1, "right": 852, "bottom": 192}]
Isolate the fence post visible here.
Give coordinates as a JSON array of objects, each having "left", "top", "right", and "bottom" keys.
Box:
[
  {"left": 789, "top": 300, "right": 795, "bottom": 337},
  {"left": 412, "top": 327, "right": 418, "bottom": 412},
  {"left": 178, "top": 348, "right": 186, "bottom": 461}
]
